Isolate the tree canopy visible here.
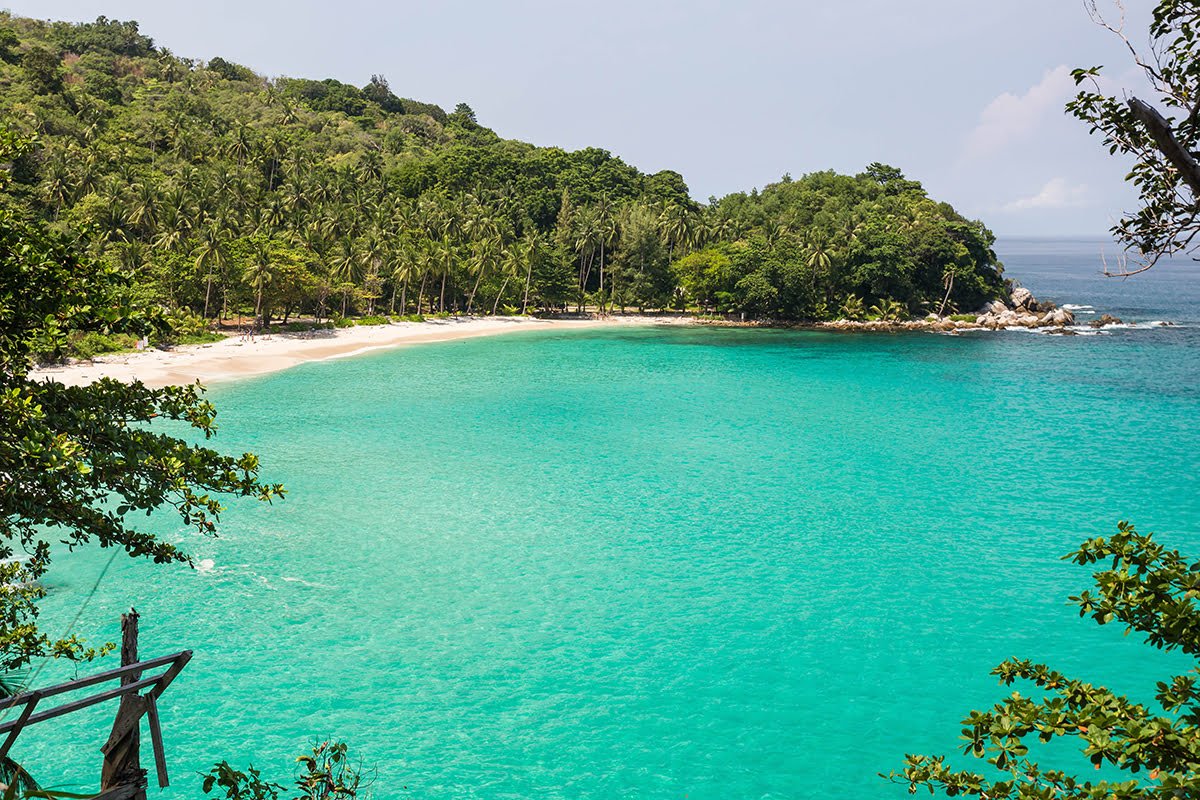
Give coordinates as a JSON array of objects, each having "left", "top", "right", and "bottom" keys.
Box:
[
  {"left": 0, "top": 128, "right": 284, "bottom": 671},
  {"left": 1069, "top": 0, "right": 1200, "bottom": 273},
  {"left": 0, "top": 11, "right": 1006, "bottom": 327},
  {"left": 890, "top": 523, "right": 1200, "bottom": 799}
]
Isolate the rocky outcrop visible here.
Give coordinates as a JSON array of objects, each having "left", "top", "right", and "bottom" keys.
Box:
[
  {"left": 1089, "top": 314, "right": 1123, "bottom": 328},
  {"left": 1010, "top": 286, "right": 1034, "bottom": 311},
  {"left": 970, "top": 290, "right": 1074, "bottom": 330},
  {"left": 800, "top": 289, "right": 1153, "bottom": 335},
  {"left": 980, "top": 300, "right": 1007, "bottom": 315}
]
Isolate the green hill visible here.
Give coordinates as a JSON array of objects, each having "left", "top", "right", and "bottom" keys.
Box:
[{"left": 0, "top": 13, "right": 1007, "bottom": 327}]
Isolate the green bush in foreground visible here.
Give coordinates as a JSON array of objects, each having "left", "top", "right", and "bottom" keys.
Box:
[
  {"left": 203, "top": 741, "right": 371, "bottom": 800},
  {"left": 889, "top": 523, "right": 1200, "bottom": 798}
]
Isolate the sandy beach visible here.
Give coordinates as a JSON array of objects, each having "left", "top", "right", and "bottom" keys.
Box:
[{"left": 30, "top": 316, "right": 683, "bottom": 388}]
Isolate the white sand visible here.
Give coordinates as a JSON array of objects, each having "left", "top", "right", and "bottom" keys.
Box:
[{"left": 28, "top": 316, "right": 691, "bottom": 388}]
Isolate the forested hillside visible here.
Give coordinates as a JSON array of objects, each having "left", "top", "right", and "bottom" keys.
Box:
[{"left": 0, "top": 13, "right": 1008, "bottom": 327}]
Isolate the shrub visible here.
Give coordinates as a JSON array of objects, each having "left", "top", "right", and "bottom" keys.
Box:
[
  {"left": 176, "top": 331, "right": 225, "bottom": 346},
  {"left": 70, "top": 331, "right": 137, "bottom": 360},
  {"left": 357, "top": 315, "right": 390, "bottom": 326}
]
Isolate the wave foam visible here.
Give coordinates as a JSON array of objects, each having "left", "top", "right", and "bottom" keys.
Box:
[{"left": 280, "top": 576, "right": 332, "bottom": 589}]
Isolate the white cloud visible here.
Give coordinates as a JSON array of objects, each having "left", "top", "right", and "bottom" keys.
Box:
[
  {"left": 963, "top": 65, "right": 1076, "bottom": 160},
  {"left": 1001, "top": 177, "right": 1090, "bottom": 212}
]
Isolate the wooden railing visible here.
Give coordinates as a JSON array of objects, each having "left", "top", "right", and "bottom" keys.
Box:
[{"left": 0, "top": 611, "right": 190, "bottom": 800}]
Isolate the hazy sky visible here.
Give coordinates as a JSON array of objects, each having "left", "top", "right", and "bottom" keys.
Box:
[{"left": 7, "top": 1, "right": 1160, "bottom": 235}]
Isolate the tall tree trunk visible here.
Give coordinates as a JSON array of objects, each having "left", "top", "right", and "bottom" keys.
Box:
[
  {"left": 491, "top": 275, "right": 511, "bottom": 316},
  {"left": 467, "top": 269, "right": 484, "bottom": 315},
  {"left": 401, "top": 277, "right": 408, "bottom": 315},
  {"left": 202, "top": 262, "right": 213, "bottom": 319},
  {"left": 416, "top": 269, "right": 428, "bottom": 315},
  {"left": 439, "top": 272, "right": 446, "bottom": 313},
  {"left": 937, "top": 272, "right": 955, "bottom": 318},
  {"left": 581, "top": 247, "right": 595, "bottom": 303},
  {"left": 521, "top": 260, "right": 533, "bottom": 315}
]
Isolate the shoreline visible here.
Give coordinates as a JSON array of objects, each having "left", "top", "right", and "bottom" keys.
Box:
[
  {"left": 29, "top": 316, "right": 688, "bottom": 389},
  {"left": 28, "top": 302, "right": 1149, "bottom": 389}
]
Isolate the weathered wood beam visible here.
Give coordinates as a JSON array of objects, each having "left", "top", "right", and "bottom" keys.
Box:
[
  {"left": 4, "top": 675, "right": 158, "bottom": 733},
  {"left": 145, "top": 694, "right": 169, "bottom": 788},
  {"left": 88, "top": 780, "right": 146, "bottom": 800},
  {"left": 0, "top": 691, "right": 38, "bottom": 759},
  {"left": 1128, "top": 96, "right": 1200, "bottom": 198},
  {"left": 0, "top": 652, "right": 188, "bottom": 716},
  {"left": 100, "top": 695, "right": 148, "bottom": 756},
  {"left": 101, "top": 610, "right": 145, "bottom": 799},
  {"left": 146, "top": 650, "right": 192, "bottom": 701}
]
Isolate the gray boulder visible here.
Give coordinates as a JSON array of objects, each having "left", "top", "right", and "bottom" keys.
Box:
[{"left": 1010, "top": 287, "right": 1034, "bottom": 310}]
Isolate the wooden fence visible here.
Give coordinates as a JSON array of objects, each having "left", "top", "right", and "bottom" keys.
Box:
[{"left": 0, "top": 611, "right": 190, "bottom": 800}]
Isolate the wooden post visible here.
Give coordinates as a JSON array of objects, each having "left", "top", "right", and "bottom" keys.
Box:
[{"left": 100, "top": 610, "right": 147, "bottom": 799}]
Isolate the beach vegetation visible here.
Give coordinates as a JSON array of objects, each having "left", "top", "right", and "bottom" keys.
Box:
[
  {"left": 0, "top": 127, "right": 284, "bottom": 672},
  {"left": 203, "top": 740, "right": 368, "bottom": 800},
  {"left": 1068, "top": 0, "right": 1200, "bottom": 274},
  {"left": 890, "top": 523, "right": 1200, "bottom": 799},
  {"left": 0, "top": 10, "right": 1006, "bottom": 329}
]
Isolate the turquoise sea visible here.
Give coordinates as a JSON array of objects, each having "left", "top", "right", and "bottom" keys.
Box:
[{"left": 16, "top": 237, "right": 1200, "bottom": 798}]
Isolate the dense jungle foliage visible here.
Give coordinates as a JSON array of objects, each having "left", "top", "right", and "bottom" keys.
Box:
[{"left": 1, "top": 13, "right": 1008, "bottom": 328}]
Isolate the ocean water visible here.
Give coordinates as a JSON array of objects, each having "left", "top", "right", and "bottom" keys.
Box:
[{"left": 13, "top": 237, "right": 1200, "bottom": 798}]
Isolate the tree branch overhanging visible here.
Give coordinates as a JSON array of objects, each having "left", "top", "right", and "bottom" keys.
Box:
[{"left": 1127, "top": 96, "right": 1200, "bottom": 199}]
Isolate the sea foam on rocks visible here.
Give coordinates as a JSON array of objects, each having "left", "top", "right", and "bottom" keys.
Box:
[{"left": 974, "top": 289, "right": 1073, "bottom": 329}]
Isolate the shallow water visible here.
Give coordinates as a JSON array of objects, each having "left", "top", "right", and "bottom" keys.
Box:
[{"left": 14, "top": 238, "right": 1200, "bottom": 798}]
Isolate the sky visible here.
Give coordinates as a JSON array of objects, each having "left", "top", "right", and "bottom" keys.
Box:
[{"left": 5, "top": 0, "right": 1162, "bottom": 235}]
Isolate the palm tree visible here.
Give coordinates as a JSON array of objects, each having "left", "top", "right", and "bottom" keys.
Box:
[
  {"left": 804, "top": 231, "right": 833, "bottom": 296},
  {"left": 574, "top": 206, "right": 600, "bottom": 309},
  {"left": 466, "top": 235, "right": 499, "bottom": 315},
  {"left": 937, "top": 265, "right": 957, "bottom": 318},
  {"left": 436, "top": 239, "right": 456, "bottom": 314},
  {"left": 128, "top": 180, "right": 159, "bottom": 235},
  {"left": 658, "top": 204, "right": 689, "bottom": 266},
  {"left": 520, "top": 233, "right": 544, "bottom": 315},
  {"left": 390, "top": 250, "right": 418, "bottom": 314},
  {"left": 869, "top": 297, "right": 906, "bottom": 323},
  {"left": 228, "top": 123, "right": 254, "bottom": 167},
  {"left": 246, "top": 239, "right": 275, "bottom": 325},
  {"left": 195, "top": 221, "right": 230, "bottom": 320},
  {"left": 38, "top": 156, "right": 72, "bottom": 222},
  {"left": 839, "top": 293, "right": 865, "bottom": 320},
  {"left": 330, "top": 237, "right": 363, "bottom": 317},
  {"left": 413, "top": 238, "right": 436, "bottom": 315},
  {"left": 492, "top": 240, "right": 526, "bottom": 315},
  {"left": 359, "top": 230, "right": 387, "bottom": 315}
]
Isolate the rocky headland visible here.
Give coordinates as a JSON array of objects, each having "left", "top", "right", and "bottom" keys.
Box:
[{"left": 815, "top": 287, "right": 1112, "bottom": 333}]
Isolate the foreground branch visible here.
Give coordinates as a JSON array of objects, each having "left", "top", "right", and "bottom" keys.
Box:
[{"left": 1127, "top": 96, "right": 1200, "bottom": 198}]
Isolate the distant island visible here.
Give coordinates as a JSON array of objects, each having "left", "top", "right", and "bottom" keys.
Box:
[{"left": 2, "top": 13, "right": 1012, "bottom": 361}]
